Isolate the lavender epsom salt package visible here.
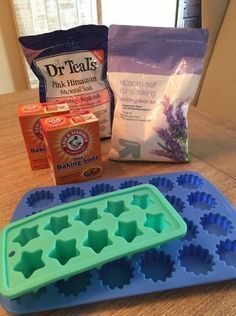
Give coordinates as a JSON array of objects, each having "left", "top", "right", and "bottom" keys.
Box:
[
  {"left": 108, "top": 25, "right": 208, "bottom": 161},
  {"left": 19, "top": 25, "right": 113, "bottom": 138}
]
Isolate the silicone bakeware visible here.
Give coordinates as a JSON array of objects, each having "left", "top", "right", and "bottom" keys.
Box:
[
  {"left": 0, "top": 184, "right": 186, "bottom": 299},
  {"left": 1, "top": 171, "right": 236, "bottom": 314}
]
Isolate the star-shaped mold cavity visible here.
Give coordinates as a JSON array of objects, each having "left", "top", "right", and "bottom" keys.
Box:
[
  {"left": 144, "top": 213, "right": 167, "bottom": 233},
  {"left": 131, "top": 194, "right": 152, "bottom": 210},
  {"left": 83, "top": 229, "right": 112, "bottom": 254},
  {"left": 44, "top": 215, "right": 71, "bottom": 235},
  {"left": 14, "top": 250, "right": 45, "bottom": 279},
  {"left": 49, "top": 239, "right": 79, "bottom": 266},
  {"left": 75, "top": 207, "right": 101, "bottom": 225},
  {"left": 104, "top": 201, "right": 128, "bottom": 217},
  {"left": 115, "top": 221, "right": 143, "bottom": 242},
  {"left": 13, "top": 225, "right": 39, "bottom": 247}
]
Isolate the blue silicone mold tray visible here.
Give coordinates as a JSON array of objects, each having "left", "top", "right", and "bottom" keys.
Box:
[{"left": 1, "top": 171, "right": 236, "bottom": 314}]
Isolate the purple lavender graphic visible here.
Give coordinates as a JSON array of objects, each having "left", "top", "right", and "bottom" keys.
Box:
[{"left": 151, "top": 96, "right": 189, "bottom": 162}]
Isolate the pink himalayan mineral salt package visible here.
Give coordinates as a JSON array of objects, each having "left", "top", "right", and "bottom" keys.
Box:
[{"left": 108, "top": 25, "right": 208, "bottom": 162}]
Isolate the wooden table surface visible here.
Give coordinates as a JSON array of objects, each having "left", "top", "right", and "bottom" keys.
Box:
[{"left": 0, "top": 89, "right": 236, "bottom": 316}]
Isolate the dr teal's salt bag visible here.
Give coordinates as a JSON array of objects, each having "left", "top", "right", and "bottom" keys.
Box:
[
  {"left": 19, "top": 25, "right": 114, "bottom": 138},
  {"left": 108, "top": 25, "right": 208, "bottom": 162}
]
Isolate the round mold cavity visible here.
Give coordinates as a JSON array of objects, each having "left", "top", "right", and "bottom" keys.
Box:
[
  {"left": 119, "top": 180, "right": 142, "bottom": 189},
  {"left": 26, "top": 190, "right": 54, "bottom": 209},
  {"left": 89, "top": 183, "right": 115, "bottom": 196},
  {"left": 165, "top": 195, "right": 185, "bottom": 213},
  {"left": 99, "top": 258, "right": 134, "bottom": 289},
  {"left": 216, "top": 239, "right": 236, "bottom": 268},
  {"left": 178, "top": 244, "right": 215, "bottom": 275},
  {"left": 56, "top": 271, "right": 92, "bottom": 297},
  {"left": 200, "top": 213, "right": 233, "bottom": 236},
  {"left": 187, "top": 191, "right": 216, "bottom": 210},
  {"left": 59, "top": 187, "right": 85, "bottom": 203},
  {"left": 181, "top": 218, "right": 198, "bottom": 241},
  {"left": 149, "top": 177, "right": 174, "bottom": 193},
  {"left": 139, "top": 249, "right": 175, "bottom": 282},
  {"left": 177, "top": 174, "right": 203, "bottom": 189}
]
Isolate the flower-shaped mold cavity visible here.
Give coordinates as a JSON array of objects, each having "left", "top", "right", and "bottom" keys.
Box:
[
  {"left": 104, "top": 200, "right": 128, "bottom": 217},
  {"left": 115, "top": 221, "right": 143, "bottom": 242},
  {"left": 149, "top": 177, "right": 174, "bottom": 193},
  {"left": 15, "top": 287, "right": 47, "bottom": 305},
  {"left": 200, "top": 213, "right": 233, "bottom": 236},
  {"left": 131, "top": 194, "right": 152, "bottom": 210},
  {"left": 139, "top": 249, "right": 175, "bottom": 282},
  {"left": 44, "top": 215, "right": 71, "bottom": 235},
  {"left": 27, "top": 190, "right": 54, "bottom": 208},
  {"left": 49, "top": 239, "right": 80, "bottom": 266},
  {"left": 165, "top": 195, "right": 185, "bottom": 213},
  {"left": 179, "top": 244, "right": 215, "bottom": 275},
  {"left": 59, "top": 187, "right": 85, "bottom": 203},
  {"left": 144, "top": 213, "right": 166, "bottom": 233},
  {"left": 119, "top": 180, "right": 142, "bottom": 189},
  {"left": 14, "top": 250, "right": 45, "bottom": 279},
  {"left": 75, "top": 207, "right": 101, "bottom": 225},
  {"left": 83, "top": 229, "right": 112, "bottom": 254},
  {"left": 216, "top": 239, "right": 236, "bottom": 268},
  {"left": 181, "top": 218, "right": 198, "bottom": 241},
  {"left": 99, "top": 258, "right": 134, "bottom": 289},
  {"left": 177, "top": 174, "right": 203, "bottom": 189},
  {"left": 187, "top": 191, "right": 216, "bottom": 210},
  {"left": 13, "top": 225, "right": 39, "bottom": 247},
  {"left": 56, "top": 271, "right": 92, "bottom": 297},
  {"left": 90, "top": 183, "right": 115, "bottom": 196}
]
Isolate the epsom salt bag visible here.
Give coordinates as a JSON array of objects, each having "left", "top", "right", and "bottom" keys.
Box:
[
  {"left": 108, "top": 25, "right": 208, "bottom": 161},
  {"left": 19, "top": 25, "right": 113, "bottom": 138}
]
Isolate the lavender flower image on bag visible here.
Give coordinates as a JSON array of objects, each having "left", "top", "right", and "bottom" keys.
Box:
[
  {"left": 152, "top": 96, "right": 189, "bottom": 161},
  {"left": 108, "top": 25, "right": 208, "bottom": 162}
]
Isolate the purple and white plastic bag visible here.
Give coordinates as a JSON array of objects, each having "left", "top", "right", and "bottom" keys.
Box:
[{"left": 108, "top": 25, "right": 208, "bottom": 162}]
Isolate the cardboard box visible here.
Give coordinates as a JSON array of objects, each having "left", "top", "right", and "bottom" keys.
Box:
[
  {"left": 40, "top": 112, "right": 102, "bottom": 185},
  {"left": 18, "top": 102, "right": 70, "bottom": 170}
]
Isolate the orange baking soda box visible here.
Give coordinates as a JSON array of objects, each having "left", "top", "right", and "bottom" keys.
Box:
[
  {"left": 18, "top": 102, "right": 70, "bottom": 170},
  {"left": 40, "top": 112, "right": 102, "bottom": 185}
]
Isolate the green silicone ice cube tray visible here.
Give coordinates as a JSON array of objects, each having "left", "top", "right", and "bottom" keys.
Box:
[{"left": 0, "top": 184, "right": 186, "bottom": 299}]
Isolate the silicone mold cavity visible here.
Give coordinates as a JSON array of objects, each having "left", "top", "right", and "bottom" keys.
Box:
[
  {"left": 181, "top": 218, "right": 198, "bottom": 241},
  {"left": 83, "top": 229, "right": 112, "bottom": 254},
  {"left": 90, "top": 183, "right": 115, "bottom": 196},
  {"left": 119, "top": 180, "right": 142, "bottom": 189},
  {"left": 14, "top": 250, "right": 45, "bottom": 279},
  {"left": 187, "top": 192, "right": 216, "bottom": 210},
  {"left": 27, "top": 190, "right": 54, "bottom": 208},
  {"left": 139, "top": 249, "right": 175, "bottom": 282},
  {"left": 99, "top": 258, "right": 134, "bottom": 289},
  {"left": 49, "top": 239, "right": 80, "bottom": 266},
  {"left": 56, "top": 271, "right": 92, "bottom": 297},
  {"left": 177, "top": 174, "right": 203, "bottom": 189},
  {"left": 165, "top": 195, "right": 185, "bottom": 213},
  {"left": 131, "top": 194, "right": 152, "bottom": 209},
  {"left": 179, "top": 245, "right": 215, "bottom": 275},
  {"left": 44, "top": 215, "right": 71, "bottom": 235},
  {"left": 200, "top": 213, "right": 233, "bottom": 236},
  {"left": 216, "top": 239, "right": 236, "bottom": 267},
  {"left": 104, "top": 200, "right": 128, "bottom": 217},
  {"left": 149, "top": 177, "right": 174, "bottom": 193},
  {"left": 59, "top": 187, "right": 85, "bottom": 203},
  {"left": 144, "top": 213, "right": 166, "bottom": 233},
  {"left": 115, "top": 221, "right": 142, "bottom": 242},
  {"left": 13, "top": 225, "right": 39, "bottom": 246},
  {"left": 75, "top": 207, "right": 100, "bottom": 225}
]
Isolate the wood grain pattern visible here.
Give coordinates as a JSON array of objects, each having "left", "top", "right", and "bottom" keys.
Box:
[{"left": 0, "top": 89, "right": 235, "bottom": 316}]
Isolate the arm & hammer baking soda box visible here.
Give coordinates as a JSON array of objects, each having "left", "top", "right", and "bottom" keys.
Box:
[
  {"left": 18, "top": 102, "right": 70, "bottom": 170},
  {"left": 40, "top": 112, "right": 102, "bottom": 185}
]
